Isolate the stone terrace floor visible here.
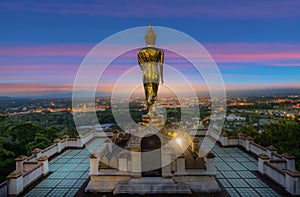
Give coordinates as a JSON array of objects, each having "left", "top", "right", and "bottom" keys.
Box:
[
  {"left": 24, "top": 139, "right": 289, "bottom": 197},
  {"left": 213, "top": 145, "right": 287, "bottom": 197},
  {"left": 24, "top": 149, "right": 90, "bottom": 197}
]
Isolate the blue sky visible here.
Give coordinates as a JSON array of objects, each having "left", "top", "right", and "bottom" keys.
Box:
[{"left": 0, "top": 0, "right": 300, "bottom": 96}]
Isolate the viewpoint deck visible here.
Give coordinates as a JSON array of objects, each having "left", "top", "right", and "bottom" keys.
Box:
[{"left": 23, "top": 138, "right": 287, "bottom": 197}]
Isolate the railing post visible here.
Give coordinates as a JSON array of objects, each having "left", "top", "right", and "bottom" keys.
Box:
[
  {"left": 245, "top": 136, "right": 254, "bottom": 151},
  {"left": 266, "top": 145, "right": 277, "bottom": 159},
  {"left": 54, "top": 138, "right": 62, "bottom": 153},
  {"left": 89, "top": 153, "right": 99, "bottom": 174},
  {"left": 31, "top": 148, "right": 42, "bottom": 160},
  {"left": 118, "top": 153, "right": 128, "bottom": 172},
  {"left": 38, "top": 155, "right": 49, "bottom": 175},
  {"left": 62, "top": 135, "right": 69, "bottom": 147},
  {"left": 206, "top": 151, "right": 216, "bottom": 172},
  {"left": 77, "top": 135, "right": 83, "bottom": 148},
  {"left": 15, "top": 155, "right": 27, "bottom": 173},
  {"left": 285, "top": 170, "right": 300, "bottom": 195},
  {"left": 7, "top": 172, "right": 23, "bottom": 196},
  {"left": 282, "top": 153, "right": 296, "bottom": 170},
  {"left": 176, "top": 155, "right": 185, "bottom": 175},
  {"left": 258, "top": 153, "right": 269, "bottom": 174}
]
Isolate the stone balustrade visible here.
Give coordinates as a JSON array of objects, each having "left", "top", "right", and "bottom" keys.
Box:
[
  {"left": 5, "top": 130, "right": 98, "bottom": 196},
  {"left": 207, "top": 129, "right": 300, "bottom": 195}
]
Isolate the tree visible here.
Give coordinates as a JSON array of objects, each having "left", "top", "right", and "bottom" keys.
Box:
[{"left": 0, "top": 146, "right": 15, "bottom": 181}]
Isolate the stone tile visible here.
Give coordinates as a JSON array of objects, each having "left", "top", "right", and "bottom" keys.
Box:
[
  {"left": 237, "top": 171, "right": 257, "bottom": 179},
  {"left": 218, "top": 179, "right": 232, "bottom": 188},
  {"left": 227, "top": 179, "right": 249, "bottom": 188},
  {"left": 254, "top": 188, "right": 281, "bottom": 197},
  {"left": 221, "top": 171, "right": 240, "bottom": 178},
  {"left": 226, "top": 188, "right": 240, "bottom": 196},
  {"left": 244, "top": 179, "right": 268, "bottom": 188},
  {"left": 236, "top": 188, "right": 260, "bottom": 196}
]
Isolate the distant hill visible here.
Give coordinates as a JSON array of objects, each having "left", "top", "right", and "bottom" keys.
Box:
[
  {"left": 0, "top": 88, "right": 299, "bottom": 99},
  {"left": 0, "top": 91, "right": 111, "bottom": 99},
  {"left": 227, "top": 88, "right": 300, "bottom": 96},
  {"left": 0, "top": 96, "right": 13, "bottom": 101}
]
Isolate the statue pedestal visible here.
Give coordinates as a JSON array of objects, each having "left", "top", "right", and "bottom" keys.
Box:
[{"left": 142, "top": 114, "right": 164, "bottom": 128}]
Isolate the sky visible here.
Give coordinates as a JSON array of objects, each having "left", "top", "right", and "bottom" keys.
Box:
[{"left": 1, "top": 0, "right": 300, "bottom": 96}]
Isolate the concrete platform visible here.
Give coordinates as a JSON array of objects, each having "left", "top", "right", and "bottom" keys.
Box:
[{"left": 113, "top": 178, "right": 192, "bottom": 195}]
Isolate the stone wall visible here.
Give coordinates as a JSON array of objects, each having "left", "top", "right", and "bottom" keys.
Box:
[{"left": 5, "top": 129, "right": 98, "bottom": 196}]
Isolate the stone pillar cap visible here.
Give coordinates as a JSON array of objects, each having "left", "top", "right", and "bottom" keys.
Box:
[
  {"left": 54, "top": 138, "right": 61, "bottom": 143},
  {"left": 285, "top": 169, "right": 300, "bottom": 177},
  {"left": 258, "top": 153, "right": 269, "bottom": 160},
  {"left": 266, "top": 145, "right": 278, "bottom": 151},
  {"left": 246, "top": 136, "right": 254, "bottom": 141},
  {"left": 32, "top": 148, "right": 42, "bottom": 154},
  {"left": 15, "top": 155, "right": 27, "bottom": 161},
  {"left": 7, "top": 171, "right": 22, "bottom": 178},
  {"left": 38, "top": 155, "right": 48, "bottom": 161},
  {"left": 282, "top": 153, "right": 296, "bottom": 159},
  {"left": 206, "top": 151, "right": 216, "bottom": 158}
]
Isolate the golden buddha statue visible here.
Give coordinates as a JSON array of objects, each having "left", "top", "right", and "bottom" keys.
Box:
[{"left": 138, "top": 23, "right": 164, "bottom": 116}]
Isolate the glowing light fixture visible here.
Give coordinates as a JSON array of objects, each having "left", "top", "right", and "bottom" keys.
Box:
[{"left": 176, "top": 138, "right": 182, "bottom": 146}]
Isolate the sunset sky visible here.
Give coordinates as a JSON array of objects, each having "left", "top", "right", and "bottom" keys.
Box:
[{"left": 1, "top": 0, "right": 300, "bottom": 96}]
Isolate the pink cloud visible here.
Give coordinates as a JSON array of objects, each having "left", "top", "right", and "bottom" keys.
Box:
[
  {"left": 0, "top": 44, "right": 92, "bottom": 56},
  {"left": 0, "top": 83, "right": 73, "bottom": 94}
]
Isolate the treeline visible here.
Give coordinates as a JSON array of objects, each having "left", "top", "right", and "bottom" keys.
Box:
[
  {"left": 226, "top": 121, "right": 300, "bottom": 171},
  {"left": 0, "top": 112, "right": 77, "bottom": 182}
]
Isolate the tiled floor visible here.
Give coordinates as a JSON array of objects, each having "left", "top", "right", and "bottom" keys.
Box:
[
  {"left": 25, "top": 149, "right": 90, "bottom": 197},
  {"left": 213, "top": 145, "right": 281, "bottom": 197},
  {"left": 25, "top": 138, "right": 283, "bottom": 197}
]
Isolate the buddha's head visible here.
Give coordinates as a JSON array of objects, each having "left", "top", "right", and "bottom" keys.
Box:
[{"left": 145, "top": 22, "right": 156, "bottom": 47}]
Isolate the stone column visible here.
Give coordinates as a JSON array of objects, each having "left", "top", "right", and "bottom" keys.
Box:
[
  {"left": 285, "top": 170, "right": 300, "bottom": 195},
  {"left": 89, "top": 153, "right": 99, "bottom": 174},
  {"left": 176, "top": 155, "right": 185, "bottom": 175},
  {"left": 266, "top": 145, "right": 278, "bottom": 159},
  {"left": 282, "top": 153, "right": 296, "bottom": 170},
  {"left": 193, "top": 137, "right": 200, "bottom": 154},
  {"left": 62, "top": 135, "right": 69, "bottom": 147},
  {"left": 162, "top": 149, "right": 172, "bottom": 177},
  {"left": 237, "top": 133, "right": 246, "bottom": 146},
  {"left": 32, "top": 148, "right": 42, "bottom": 159},
  {"left": 77, "top": 135, "right": 83, "bottom": 148},
  {"left": 258, "top": 153, "right": 269, "bottom": 174},
  {"left": 38, "top": 155, "right": 49, "bottom": 175},
  {"left": 206, "top": 151, "right": 216, "bottom": 172},
  {"left": 118, "top": 154, "right": 128, "bottom": 172},
  {"left": 131, "top": 147, "right": 141, "bottom": 177},
  {"left": 104, "top": 139, "right": 112, "bottom": 153},
  {"left": 7, "top": 171, "right": 23, "bottom": 196},
  {"left": 245, "top": 136, "right": 254, "bottom": 151},
  {"left": 15, "top": 155, "right": 27, "bottom": 173},
  {"left": 221, "top": 133, "right": 228, "bottom": 146},
  {"left": 54, "top": 138, "right": 62, "bottom": 153}
]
